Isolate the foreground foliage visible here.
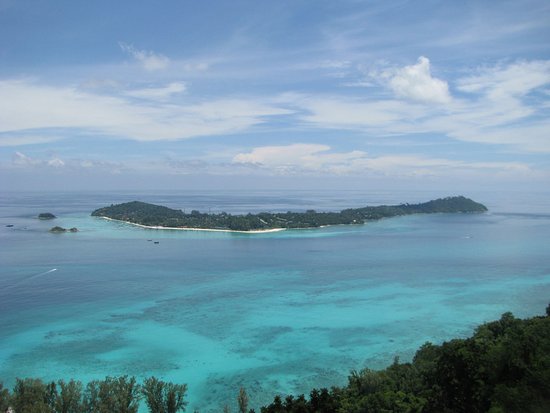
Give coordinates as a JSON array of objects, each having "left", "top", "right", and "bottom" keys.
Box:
[
  {"left": 261, "top": 308, "right": 550, "bottom": 413},
  {"left": 91, "top": 196, "right": 488, "bottom": 231},
  {"left": 142, "top": 377, "right": 187, "bottom": 413},
  {"left": 0, "top": 376, "right": 186, "bottom": 413},
  {"left": 1, "top": 307, "right": 548, "bottom": 412}
]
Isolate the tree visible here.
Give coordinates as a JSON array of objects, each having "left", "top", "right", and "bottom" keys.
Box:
[
  {"left": 83, "top": 376, "right": 140, "bottom": 413},
  {"left": 164, "top": 382, "right": 187, "bottom": 413},
  {"left": 141, "top": 377, "right": 187, "bottom": 413},
  {"left": 0, "top": 383, "right": 11, "bottom": 411},
  {"left": 237, "top": 388, "right": 248, "bottom": 413},
  {"left": 12, "top": 378, "right": 55, "bottom": 413},
  {"left": 110, "top": 376, "right": 140, "bottom": 413},
  {"left": 82, "top": 380, "right": 101, "bottom": 413},
  {"left": 54, "top": 380, "right": 83, "bottom": 413},
  {"left": 260, "top": 395, "right": 284, "bottom": 413},
  {"left": 141, "top": 378, "right": 163, "bottom": 413}
]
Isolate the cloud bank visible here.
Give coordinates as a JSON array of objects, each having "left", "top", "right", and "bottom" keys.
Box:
[
  {"left": 0, "top": 79, "right": 291, "bottom": 142},
  {"left": 1, "top": 57, "right": 548, "bottom": 186},
  {"left": 232, "top": 144, "right": 532, "bottom": 178}
]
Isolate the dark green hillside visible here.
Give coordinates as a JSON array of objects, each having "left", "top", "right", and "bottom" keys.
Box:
[{"left": 91, "top": 196, "right": 487, "bottom": 232}]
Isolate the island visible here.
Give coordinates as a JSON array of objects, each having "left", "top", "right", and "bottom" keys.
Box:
[
  {"left": 38, "top": 212, "right": 56, "bottom": 220},
  {"left": 49, "top": 226, "right": 78, "bottom": 233},
  {"left": 91, "top": 196, "right": 487, "bottom": 232}
]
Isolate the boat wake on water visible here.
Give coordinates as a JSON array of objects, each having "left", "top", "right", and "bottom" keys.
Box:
[
  {"left": 28, "top": 268, "right": 58, "bottom": 280},
  {"left": 6, "top": 268, "right": 58, "bottom": 289}
]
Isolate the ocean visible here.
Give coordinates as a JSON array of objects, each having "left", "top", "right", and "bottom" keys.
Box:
[{"left": 1, "top": 189, "right": 549, "bottom": 412}]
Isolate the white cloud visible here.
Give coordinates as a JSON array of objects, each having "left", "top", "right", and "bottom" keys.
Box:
[
  {"left": 358, "top": 155, "right": 530, "bottom": 176},
  {"left": 276, "top": 92, "right": 426, "bottom": 131},
  {"left": 320, "top": 60, "right": 352, "bottom": 69},
  {"left": 12, "top": 151, "right": 38, "bottom": 166},
  {"left": 8, "top": 147, "right": 534, "bottom": 182},
  {"left": 233, "top": 144, "right": 532, "bottom": 178},
  {"left": 286, "top": 59, "right": 550, "bottom": 153},
  {"left": 9, "top": 151, "right": 125, "bottom": 173},
  {"left": 233, "top": 143, "right": 367, "bottom": 174},
  {"left": 80, "top": 78, "right": 120, "bottom": 90},
  {"left": 425, "top": 61, "right": 550, "bottom": 151},
  {"left": 384, "top": 56, "right": 452, "bottom": 104},
  {"left": 296, "top": 96, "right": 425, "bottom": 129},
  {"left": 125, "top": 82, "right": 186, "bottom": 100},
  {"left": 183, "top": 62, "right": 210, "bottom": 72},
  {"left": 119, "top": 42, "right": 170, "bottom": 71},
  {"left": 12, "top": 152, "right": 65, "bottom": 168},
  {"left": 0, "top": 79, "right": 291, "bottom": 142},
  {"left": 445, "top": 121, "right": 550, "bottom": 153},
  {"left": 0, "top": 134, "right": 62, "bottom": 147},
  {"left": 457, "top": 60, "right": 550, "bottom": 98},
  {"left": 47, "top": 158, "right": 65, "bottom": 167},
  {"left": 233, "top": 143, "right": 330, "bottom": 165}
]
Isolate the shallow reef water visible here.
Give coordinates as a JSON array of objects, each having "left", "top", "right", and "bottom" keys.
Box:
[{"left": 1, "top": 190, "right": 549, "bottom": 412}]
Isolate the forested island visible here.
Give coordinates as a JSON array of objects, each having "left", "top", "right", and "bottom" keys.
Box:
[
  {"left": 91, "top": 196, "right": 487, "bottom": 232},
  {"left": 38, "top": 212, "right": 56, "bottom": 220},
  {"left": 1, "top": 306, "right": 548, "bottom": 413}
]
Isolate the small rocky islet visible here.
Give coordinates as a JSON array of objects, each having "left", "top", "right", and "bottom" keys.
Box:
[
  {"left": 49, "top": 226, "right": 78, "bottom": 233},
  {"left": 38, "top": 212, "right": 56, "bottom": 220},
  {"left": 37, "top": 212, "right": 78, "bottom": 233}
]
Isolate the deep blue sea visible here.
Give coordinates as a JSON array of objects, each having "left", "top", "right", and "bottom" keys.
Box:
[{"left": 1, "top": 189, "right": 549, "bottom": 412}]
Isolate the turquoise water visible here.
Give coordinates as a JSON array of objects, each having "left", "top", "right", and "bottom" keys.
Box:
[{"left": 1, "top": 190, "right": 549, "bottom": 412}]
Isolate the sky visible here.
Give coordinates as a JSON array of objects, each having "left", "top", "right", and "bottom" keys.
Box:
[{"left": 1, "top": 0, "right": 549, "bottom": 191}]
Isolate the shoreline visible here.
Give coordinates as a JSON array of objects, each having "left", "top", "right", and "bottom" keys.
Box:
[
  {"left": 99, "top": 216, "right": 286, "bottom": 234},
  {"left": 92, "top": 197, "right": 487, "bottom": 235}
]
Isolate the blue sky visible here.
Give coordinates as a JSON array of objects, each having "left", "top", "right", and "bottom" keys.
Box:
[{"left": 1, "top": 0, "right": 549, "bottom": 191}]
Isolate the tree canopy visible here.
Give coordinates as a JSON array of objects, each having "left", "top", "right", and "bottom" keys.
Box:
[
  {"left": 91, "top": 196, "right": 488, "bottom": 232},
  {"left": 260, "top": 309, "right": 550, "bottom": 413}
]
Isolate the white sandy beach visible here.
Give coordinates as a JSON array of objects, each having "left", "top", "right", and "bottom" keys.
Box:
[{"left": 100, "top": 216, "right": 286, "bottom": 233}]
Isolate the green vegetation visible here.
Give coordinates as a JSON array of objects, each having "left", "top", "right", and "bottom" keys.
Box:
[
  {"left": 38, "top": 213, "right": 56, "bottom": 220},
  {"left": 261, "top": 308, "right": 550, "bottom": 413},
  {"left": 238, "top": 387, "right": 249, "bottom": 413},
  {"left": 91, "top": 196, "right": 487, "bottom": 232},
  {"left": 49, "top": 227, "right": 78, "bottom": 233},
  {"left": 142, "top": 377, "right": 187, "bottom": 413},
  {"left": 49, "top": 226, "right": 66, "bottom": 233},
  {"left": 1, "top": 307, "right": 548, "bottom": 412},
  {"left": 0, "top": 376, "right": 186, "bottom": 413}
]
